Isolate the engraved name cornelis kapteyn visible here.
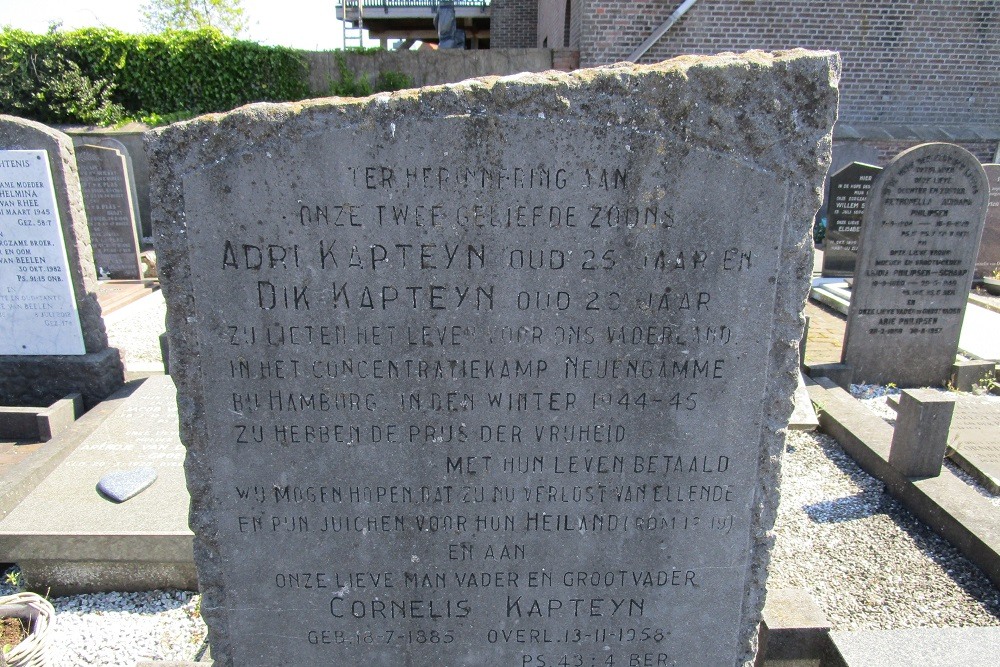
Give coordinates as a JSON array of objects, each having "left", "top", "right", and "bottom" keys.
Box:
[{"left": 151, "top": 51, "right": 838, "bottom": 667}]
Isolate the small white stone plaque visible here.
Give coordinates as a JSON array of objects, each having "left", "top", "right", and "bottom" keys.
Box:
[{"left": 0, "top": 150, "right": 85, "bottom": 355}]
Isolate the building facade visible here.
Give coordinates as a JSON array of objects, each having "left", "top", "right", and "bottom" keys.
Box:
[{"left": 495, "top": 0, "right": 999, "bottom": 162}]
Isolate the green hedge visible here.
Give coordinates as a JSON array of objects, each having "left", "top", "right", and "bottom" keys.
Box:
[{"left": 0, "top": 27, "right": 311, "bottom": 125}]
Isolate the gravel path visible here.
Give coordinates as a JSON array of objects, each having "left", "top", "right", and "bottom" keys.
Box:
[
  {"left": 7, "top": 292, "right": 997, "bottom": 664},
  {"left": 769, "top": 430, "right": 1000, "bottom": 630}
]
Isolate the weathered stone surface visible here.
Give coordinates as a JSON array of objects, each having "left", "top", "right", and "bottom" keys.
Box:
[
  {"left": 0, "top": 348, "right": 123, "bottom": 409},
  {"left": 842, "top": 143, "right": 990, "bottom": 387},
  {"left": 977, "top": 164, "right": 1000, "bottom": 279},
  {"left": 76, "top": 144, "right": 142, "bottom": 279},
  {"left": 150, "top": 51, "right": 838, "bottom": 667},
  {"left": 946, "top": 397, "right": 1000, "bottom": 495},
  {"left": 821, "top": 162, "right": 881, "bottom": 277}
]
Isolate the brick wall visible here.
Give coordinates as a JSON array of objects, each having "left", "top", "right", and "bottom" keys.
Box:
[
  {"left": 492, "top": 0, "right": 539, "bottom": 48},
  {"left": 575, "top": 0, "right": 999, "bottom": 127}
]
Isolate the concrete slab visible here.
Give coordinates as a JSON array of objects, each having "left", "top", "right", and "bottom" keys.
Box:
[
  {"left": 807, "top": 380, "right": 1000, "bottom": 588},
  {"left": 826, "top": 627, "right": 1000, "bottom": 667},
  {"left": 0, "top": 375, "right": 194, "bottom": 594}
]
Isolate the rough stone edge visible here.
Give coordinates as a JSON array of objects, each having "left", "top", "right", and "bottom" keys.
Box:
[
  {"left": 0, "top": 115, "right": 108, "bottom": 351},
  {"left": 147, "top": 50, "right": 840, "bottom": 667}
]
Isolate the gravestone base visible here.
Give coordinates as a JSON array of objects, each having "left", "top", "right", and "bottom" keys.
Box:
[
  {"left": 950, "top": 360, "right": 996, "bottom": 392},
  {"left": 826, "top": 627, "right": 1000, "bottom": 667},
  {"left": 19, "top": 559, "right": 197, "bottom": 596},
  {"left": 0, "top": 348, "right": 124, "bottom": 409},
  {"left": 805, "top": 362, "right": 854, "bottom": 390},
  {"left": 0, "top": 394, "right": 83, "bottom": 442}
]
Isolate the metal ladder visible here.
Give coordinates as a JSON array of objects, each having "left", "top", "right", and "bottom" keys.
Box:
[{"left": 341, "top": 0, "right": 365, "bottom": 50}]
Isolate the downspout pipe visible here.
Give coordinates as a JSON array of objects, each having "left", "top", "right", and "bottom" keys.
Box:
[{"left": 627, "top": 0, "right": 700, "bottom": 62}]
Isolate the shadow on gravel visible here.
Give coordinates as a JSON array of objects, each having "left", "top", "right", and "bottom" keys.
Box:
[
  {"left": 803, "top": 493, "right": 880, "bottom": 523},
  {"left": 812, "top": 432, "right": 1000, "bottom": 621}
]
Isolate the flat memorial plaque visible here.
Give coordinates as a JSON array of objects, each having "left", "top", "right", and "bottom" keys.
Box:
[
  {"left": 0, "top": 150, "right": 85, "bottom": 355},
  {"left": 946, "top": 397, "right": 1000, "bottom": 495},
  {"left": 821, "top": 162, "right": 881, "bottom": 277},
  {"left": 842, "top": 144, "right": 990, "bottom": 387},
  {"left": 152, "top": 52, "right": 838, "bottom": 667}
]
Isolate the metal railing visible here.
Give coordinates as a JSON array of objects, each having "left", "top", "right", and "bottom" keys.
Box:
[{"left": 340, "top": 0, "right": 490, "bottom": 9}]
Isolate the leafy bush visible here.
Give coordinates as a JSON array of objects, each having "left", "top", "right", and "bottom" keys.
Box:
[
  {"left": 0, "top": 27, "right": 310, "bottom": 125},
  {"left": 328, "top": 50, "right": 413, "bottom": 98}
]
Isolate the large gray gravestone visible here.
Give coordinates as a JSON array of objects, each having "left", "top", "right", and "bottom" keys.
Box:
[
  {"left": 821, "top": 162, "right": 881, "bottom": 277},
  {"left": 75, "top": 144, "right": 142, "bottom": 279},
  {"left": 0, "top": 116, "right": 124, "bottom": 408},
  {"left": 977, "top": 164, "right": 1000, "bottom": 280},
  {"left": 842, "top": 144, "right": 989, "bottom": 387},
  {"left": 151, "top": 51, "right": 839, "bottom": 667}
]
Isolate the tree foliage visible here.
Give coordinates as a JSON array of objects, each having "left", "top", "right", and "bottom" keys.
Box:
[
  {"left": 140, "top": 0, "right": 248, "bottom": 37},
  {"left": 0, "top": 27, "right": 309, "bottom": 125}
]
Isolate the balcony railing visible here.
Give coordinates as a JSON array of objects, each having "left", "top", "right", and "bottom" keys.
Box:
[{"left": 340, "top": 1, "right": 490, "bottom": 9}]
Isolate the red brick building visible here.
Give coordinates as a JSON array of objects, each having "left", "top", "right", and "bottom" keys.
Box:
[{"left": 495, "top": 0, "right": 999, "bottom": 163}]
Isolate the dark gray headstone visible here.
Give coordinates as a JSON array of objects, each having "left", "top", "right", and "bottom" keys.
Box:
[
  {"left": 76, "top": 144, "right": 142, "bottom": 279},
  {"left": 150, "top": 51, "right": 839, "bottom": 667},
  {"left": 947, "top": 397, "right": 1000, "bottom": 495},
  {"left": 976, "top": 164, "right": 1000, "bottom": 280},
  {"left": 73, "top": 136, "right": 145, "bottom": 247},
  {"left": 821, "top": 162, "right": 881, "bottom": 277},
  {"left": 0, "top": 116, "right": 123, "bottom": 408},
  {"left": 842, "top": 143, "right": 990, "bottom": 387}
]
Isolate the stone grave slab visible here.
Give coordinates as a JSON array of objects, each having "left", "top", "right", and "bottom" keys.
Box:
[
  {"left": 842, "top": 143, "right": 990, "bottom": 387},
  {"left": 828, "top": 627, "right": 1000, "bottom": 667},
  {"left": 0, "top": 375, "right": 194, "bottom": 593},
  {"left": 821, "top": 162, "right": 881, "bottom": 277},
  {"left": 76, "top": 144, "right": 142, "bottom": 279},
  {"left": 150, "top": 51, "right": 838, "bottom": 666},
  {"left": 975, "top": 164, "right": 999, "bottom": 280},
  {"left": 946, "top": 396, "right": 1000, "bottom": 495}
]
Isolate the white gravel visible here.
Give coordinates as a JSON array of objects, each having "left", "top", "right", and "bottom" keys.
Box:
[
  {"left": 7, "top": 293, "right": 997, "bottom": 664},
  {"left": 770, "top": 430, "right": 1000, "bottom": 630},
  {"left": 0, "top": 576, "right": 207, "bottom": 666},
  {"left": 103, "top": 290, "right": 167, "bottom": 372}
]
